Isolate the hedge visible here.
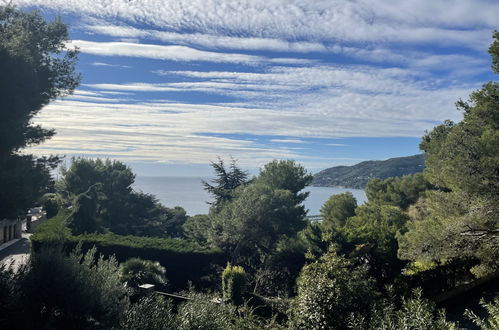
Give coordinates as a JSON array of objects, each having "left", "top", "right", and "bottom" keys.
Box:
[{"left": 31, "top": 211, "right": 226, "bottom": 290}]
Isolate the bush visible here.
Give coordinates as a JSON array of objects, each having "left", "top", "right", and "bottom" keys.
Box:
[
  {"left": 176, "top": 293, "right": 236, "bottom": 330},
  {"left": 1, "top": 245, "right": 129, "bottom": 329},
  {"left": 222, "top": 263, "right": 247, "bottom": 305},
  {"left": 348, "top": 289, "right": 457, "bottom": 330},
  {"left": 32, "top": 212, "right": 226, "bottom": 290},
  {"left": 121, "top": 258, "right": 167, "bottom": 289},
  {"left": 121, "top": 295, "right": 176, "bottom": 330},
  {"left": 39, "top": 193, "right": 60, "bottom": 219},
  {"left": 290, "top": 249, "right": 377, "bottom": 330},
  {"left": 465, "top": 296, "right": 499, "bottom": 330}
]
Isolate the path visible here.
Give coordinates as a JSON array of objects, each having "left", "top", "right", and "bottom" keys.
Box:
[{"left": 0, "top": 233, "right": 31, "bottom": 271}]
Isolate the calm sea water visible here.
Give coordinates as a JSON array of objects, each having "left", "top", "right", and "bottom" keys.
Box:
[{"left": 134, "top": 176, "right": 366, "bottom": 216}]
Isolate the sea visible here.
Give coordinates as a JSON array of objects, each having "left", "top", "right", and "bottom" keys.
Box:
[{"left": 134, "top": 176, "right": 366, "bottom": 216}]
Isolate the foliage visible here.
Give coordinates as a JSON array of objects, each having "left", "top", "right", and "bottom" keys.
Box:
[
  {"left": 398, "top": 190, "right": 499, "bottom": 277},
  {"left": 208, "top": 181, "right": 306, "bottom": 268},
  {"left": 39, "top": 193, "right": 61, "bottom": 219},
  {"left": 121, "top": 258, "right": 167, "bottom": 289},
  {"left": 398, "top": 32, "right": 499, "bottom": 277},
  {"left": 0, "top": 6, "right": 79, "bottom": 156},
  {"left": 366, "top": 173, "right": 433, "bottom": 210},
  {"left": 253, "top": 236, "right": 307, "bottom": 297},
  {"left": 321, "top": 192, "right": 357, "bottom": 230},
  {"left": 203, "top": 157, "right": 249, "bottom": 209},
  {"left": 0, "top": 245, "right": 129, "bottom": 329},
  {"left": 256, "top": 159, "right": 313, "bottom": 205},
  {"left": 290, "top": 249, "right": 377, "bottom": 330},
  {"left": 344, "top": 204, "right": 408, "bottom": 255},
  {"left": 121, "top": 295, "right": 176, "bottom": 330},
  {"left": 0, "top": 155, "right": 59, "bottom": 218},
  {"left": 313, "top": 154, "right": 425, "bottom": 189},
  {"left": 465, "top": 295, "right": 499, "bottom": 330},
  {"left": 32, "top": 212, "right": 224, "bottom": 290},
  {"left": 207, "top": 160, "right": 311, "bottom": 270},
  {"left": 176, "top": 293, "right": 236, "bottom": 330},
  {"left": 183, "top": 214, "right": 211, "bottom": 245},
  {"left": 222, "top": 263, "right": 247, "bottom": 305},
  {"left": 491, "top": 30, "right": 499, "bottom": 73},
  {"left": 58, "top": 158, "right": 188, "bottom": 237},
  {"left": 298, "top": 221, "right": 330, "bottom": 259},
  {"left": 58, "top": 158, "right": 134, "bottom": 231},
  {"left": 0, "top": 6, "right": 79, "bottom": 219},
  {"left": 67, "top": 183, "right": 101, "bottom": 235},
  {"left": 348, "top": 289, "right": 457, "bottom": 330},
  {"left": 341, "top": 204, "right": 409, "bottom": 283}
]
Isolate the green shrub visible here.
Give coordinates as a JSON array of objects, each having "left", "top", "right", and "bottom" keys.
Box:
[
  {"left": 465, "top": 296, "right": 499, "bottom": 330},
  {"left": 32, "top": 211, "right": 226, "bottom": 290},
  {"left": 348, "top": 289, "right": 457, "bottom": 330},
  {"left": 121, "top": 295, "right": 176, "bottom": 330},
  {"left": 121, "top": 258, "right": 167, "bottom": 289},
  {"left": 222, "top": 263, "right": 247, "bottom": 305},
  {"left": 176, "top": 293, "right": 235, "bottom": 330},
  {"left": 290, "top": 249, "right": 377, "bottom": 330},
  {"left": 39, "top": 193, "right": 61, "bottom": 219}
]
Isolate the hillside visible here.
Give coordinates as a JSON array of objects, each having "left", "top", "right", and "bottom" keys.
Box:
[{"left": 312, "top": 154, "right": 425, "bottom": 189}]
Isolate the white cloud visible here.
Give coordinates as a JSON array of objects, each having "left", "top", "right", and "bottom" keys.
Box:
[
  {"left": 91, "top": 61, "right": 131, "bottom": 68},
  {"left": 28, "top": 76, "right": 471, "bottom": 167},
  {"left": 68, "top": 40, "right": 266, "bottom": 65},
  {"left": 271, "top": 139, "right": 305, "bottom": 144},
  {"left": 9, "top": 0, "right": 494, "bottom": 168},
  {"left": 13, "top": 0, "right": 498, "bottom": 49},
  {"left": 85, "top": 23, "right": 328, "bottom": 53}
]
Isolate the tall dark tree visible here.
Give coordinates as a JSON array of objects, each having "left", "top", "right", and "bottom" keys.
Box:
[
  {"left": 207, "top": 160, "right": 312, "bottom": 278},
  {"left": 202, "top": 157, "right": 248, "bottom": 209},
  {"left": 398, "top": 32, "right": 499, "bottom": 277},
  {"left": 0, "top": 6, "right": 80, "bottom": 219},
  {"left": 320, "top": 192, "right": 357, "bottom": 231}
]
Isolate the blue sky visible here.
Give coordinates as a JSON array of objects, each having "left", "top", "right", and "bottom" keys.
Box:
[{"left": 10, "top": 0, "right": 499, "bottom": 176}]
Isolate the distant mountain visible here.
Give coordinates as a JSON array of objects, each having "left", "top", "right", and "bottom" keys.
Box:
[{"left": 312, "top": 154, "right": 425, "bottom": 189}]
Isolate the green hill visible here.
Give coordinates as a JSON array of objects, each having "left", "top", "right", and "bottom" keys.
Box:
[{"left": 312, "top": 154, "right": 425, "bottom": 189}]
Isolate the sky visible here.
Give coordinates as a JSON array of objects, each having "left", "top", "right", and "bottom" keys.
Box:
[{"left": 8, "top": 0, "right": 499, "bottom": 176}]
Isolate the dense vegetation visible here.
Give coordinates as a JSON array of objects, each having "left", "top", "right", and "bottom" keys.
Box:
[
  {"left": 1, "top": 6, "right": 498, "bottom": 330},
  {"left": 313, "top": 154, "right": 425, "bottom": 188},
  {"left": 0, "top": 6, "right": 79, "bottom": 219}
]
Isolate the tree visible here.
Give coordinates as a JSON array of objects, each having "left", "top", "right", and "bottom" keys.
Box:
[
  {"left": 365, "top": 173, "right": 432, "bottom": 210},
  {"left": 208, "top": 180, "right": 307, "bottom": 267},
  {"left": 398, "top": 33, "right": 499, "bottom": 277},
  {"left": 57, "top": 158, "right": 135, "bottom": 220},
  {"left": 256, "top": 159, "right": 313, "bottom": 206},
  {"left": 0, "top": 6, "right": 79, "bottom": 219},
  {"left": 58, "top": 158, "right": 188, "bottom": 237},
  {"left": 0, "top": 155, "right": 59, "bottom": 218},
  {"left": 321, "top": 192, "right": 357, "bottom": 230},
  {"left": 66, "top": 184, "right": 102, "bottom": 235},
  {"left": 183, "top": 214, "right": 211, "bottom": 245},
  {"left": 205, "top": 159, "right": 312, "bottom": 290},
  {"left": 0, "top": 6, "right": 79, "bottom": 157},
  {"left": 290, "top": 249, "right": 377, "bottom": 330},
  {"left": 203, "top": 157, "right": 248, "bottom": 209},
  {"left": 342, "top": 204, "right": 409, "bottom": 283},
  {"left": 39, "top": 193, "right": 61, "bottom": 219}
]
